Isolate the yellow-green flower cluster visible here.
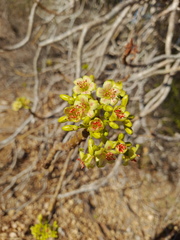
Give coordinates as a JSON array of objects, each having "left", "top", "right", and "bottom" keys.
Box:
[
  {"left": 30, "top": 214, "right": 58, "bottom": 240},
  {"left": 12, "top": 97, "right": 31, "bottom": 111},
  {"left": 59, "top": 75, "right": 139, "bottom": 168}
]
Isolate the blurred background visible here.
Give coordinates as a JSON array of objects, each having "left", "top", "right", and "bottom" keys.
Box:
[{"left": 0, "top": 0, "right": 180, "bottom": 239}]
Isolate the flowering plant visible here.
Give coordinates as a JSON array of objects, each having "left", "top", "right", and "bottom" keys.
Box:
[
  {"left": 12, "top": 97, "right": 31, "bottom": 111},
  {"left": 30, "top": 214, "right": 58, "bottom": 240},
  {"left": 59, "top": 75, "right": 139, "bottom": 168}
]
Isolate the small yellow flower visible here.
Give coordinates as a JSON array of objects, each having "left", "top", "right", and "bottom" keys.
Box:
[
  {"left": 116, "top": 143, "right": 127, "bottom": 153},
  {"left": 64, "top": 105, "right": 83, "bottom": 122},
  {"left": 12, "top": 97, "right": 31, "bottom": 111},
  {"left": 73, "top": 75, "right": 96, "bottom": 94},
  {"left": 88, "top": 118, "right": 104, "bottom": 132},
  {"left": 96, "top": 80, "right": 120, "bottom": 106},
  {"left": 74, "top": 94, "right": 99, "bottom": 119},
  {"left": 12, "top": 100, "right": 23, "bottom": 111}
]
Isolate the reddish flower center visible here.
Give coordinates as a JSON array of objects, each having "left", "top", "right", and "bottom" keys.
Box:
[
  {"left": 91, "top": 120, "right": 103, "bottom": 130},
  {"left": 116, "top": 144, "right": 127, "bottom": 153},
  {"left": 114, "top": 109, "right": 125, "bottom": 119},
  {"left": 106, "top": 152, "right": 116, "bottom": 161},
  {"left": 77, "top": 80, "right": 88, "bottom": 90},
  {"left": 68, "top": 105, "right": 82, "bottom": 119},
  {"left": 104, "top": 88, "right": 118, "bottom": 99}
]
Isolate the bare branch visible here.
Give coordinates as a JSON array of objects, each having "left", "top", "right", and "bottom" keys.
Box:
[{"left": 2, "top": 0, "right": 41, "bottom": 50}]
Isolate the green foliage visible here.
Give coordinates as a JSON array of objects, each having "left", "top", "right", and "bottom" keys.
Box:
[
  {"left": 30, "top": 215, "right": 58, "bottom": 240},
  {"left": 59, "top": 75, "right": 139, "bottom": 168}
]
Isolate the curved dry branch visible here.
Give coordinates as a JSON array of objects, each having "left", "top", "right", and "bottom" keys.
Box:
[
  {"left": 38, "top": 0, "right": 139, "bottom": 47},
  {"left": 2, "top": 0, "right": 41, "bottom": 51},
  {"left": 43, "top": 129, "right": 89, "bottom": 169},
  {"left": 57, "top": 156, "right": 122, "bottom": 199},
  {"left": 94, "top": 5, "right": 132, "bottom": 77},
  {"left": 47, "top": 149, "right": 73, "bottom": 219},
  {"left": 1, "top": 2, "right": 180, "bottom": 235},
  {"left": 0, "top": 116, "right": 33, "bottom": 149}
]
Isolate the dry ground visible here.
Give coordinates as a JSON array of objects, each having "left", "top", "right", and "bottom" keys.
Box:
[
  {"left": 0, "top": 47, "right": 180, "bottom": 240},
  {"left": 0, "top": 1, "right": 180, "bottom": 240}
]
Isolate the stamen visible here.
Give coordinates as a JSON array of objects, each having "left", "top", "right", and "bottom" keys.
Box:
[
  {"left": 116, "top": 144, "right": 127, "bottom": 153},
  {"left": 77, "top": 80, "right": 88, "bottom": 90},
  {"left": 91, "top": 120, "right": 103, "bottom": 130},
  {"left": 106, "top": 152, "right": 116, "bottom": 161},
  {"left": 104, "top": 88, "right": 117, "bottom": 98},
  {"left": 115, "top": 109, "right": 125, "bottom": 119}
]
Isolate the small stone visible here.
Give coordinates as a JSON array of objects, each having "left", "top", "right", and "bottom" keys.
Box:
[
  {"left": 2, "top": 225, "right": 8, "bottom": 231},
  {"left": 1, "top": 100, "right": 8, "bottom": 105},
  {"left": 148, "top": 214, "right": 154, "bottom": 221},
  {"left": 0, "top": 233, "right": 8, "bottom": 238},
  {"left": 11, "top": 222, "right": 17, "bottom": 229},
  {"left": 9, "top": 232, "right": 17, "bottom": 238},
  {"left": 8, "top": 210, "right": 15, "bottom": 216},
  {"left": 44, "top": 202, "right": 49, "bottom": 209}
]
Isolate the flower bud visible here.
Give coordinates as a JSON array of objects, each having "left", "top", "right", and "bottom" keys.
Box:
[
  {"left": 125, "top": 127, "right": 133, "bottom": 135},
  {"left": 109, "top": 122, "right": 119, "bottom": 129},
  {"left": 104, "top": 131, "right": 108, "bottom": 137},
  {"left": 79, "top": 150, "right": 85, "bottom": 159},
  {"left": 89, "top": 75, "right": 95, "bottom": 81},
  {"left": 60, "top": 94, "right": 72, "bottom": 101},
  {"left": 83, "top": 116, "right": 91, "bottom": 125},
  {"left": 109, "top": 112, "right": 117, "bottom": 122},
  {"left": 118, "top": 133, "right": 124, "bottom": 141},
  {"left": 121, "top": 95, "right": 129, "bottom": 107},
  {"left": 104, "top": 112, "right": 110, "bottom": 119},
  {"left": 62, "top": 125, "right": 79, "bottom": 131},
  {"left": 103, "top": 105, "right": 113, "bottom": 112},
  {"left": 88, "top": 139, "right": 94, "bottom": 155},
  {"left": 58, "top": 116, "right": 68, "bottom": 123},
  {"left": 124, "top": 119, "right": 132, "bottom": 127},
  {"left": 91, "top": 132, "right": 101, "bottom": 139},
  {"left": 119, "top": 89, "right": 126, "bottom": 97},
  {"left": 128, "top": 115, "right": 135, "bottom": 119}
]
